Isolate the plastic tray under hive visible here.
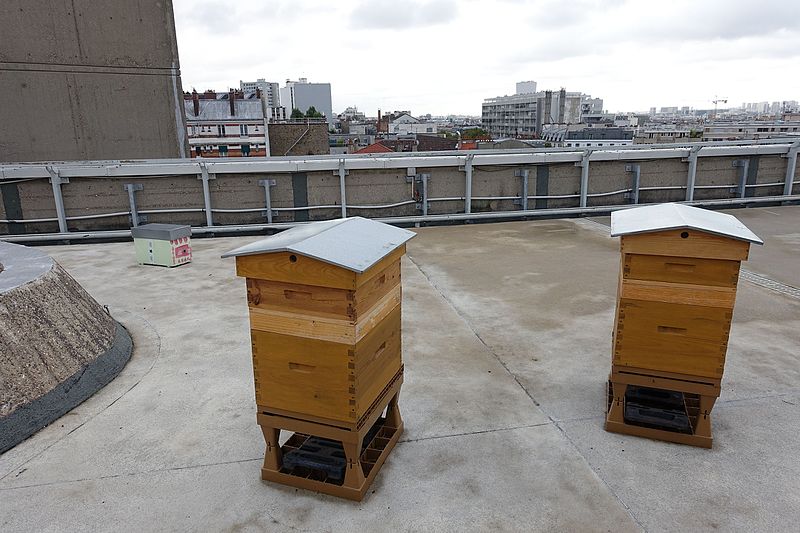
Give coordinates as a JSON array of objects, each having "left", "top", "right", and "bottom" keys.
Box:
[
  {"left": 278, "top": 417, "right": 398, "bottom": 486},
  {"left": 607, "top": 384, "right": 700, "bottom": 435}
]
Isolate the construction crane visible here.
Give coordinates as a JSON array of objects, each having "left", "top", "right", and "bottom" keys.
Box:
[{"left": 712, "top": 96, "right": 728, "bottom": 120}]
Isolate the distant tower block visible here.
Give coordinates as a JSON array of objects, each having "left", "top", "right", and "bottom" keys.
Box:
[
  {"left": 516, "top": 80, "right": 537, "bottom": 94},
  {"left": 223, "top": 217, "right": 415, "bottom": 500},
  {"left": 605, "top": 204, "right": 762, "bottom": 447}
]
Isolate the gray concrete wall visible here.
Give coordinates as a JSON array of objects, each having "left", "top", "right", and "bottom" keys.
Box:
[
  {"left": 0, "top": 0, "right": 188, "bottom": 162},
  {"left": 638, "top": 159, "right": 690, "bottom": 204},
  {"left": 268, "top": 123, "right": 329, "bottom": 156},
  {"left": 1, "top": 152, "right": 798, "bottom": 235}
]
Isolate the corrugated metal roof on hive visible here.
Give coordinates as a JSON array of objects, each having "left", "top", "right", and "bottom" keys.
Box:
[
  {"left": 611, "top": 203, "right": 763, "bottom": 244},
  {"left": 221, "top": 217, "right": 416, "bottom": 273}
]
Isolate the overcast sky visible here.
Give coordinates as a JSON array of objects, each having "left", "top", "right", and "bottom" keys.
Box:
[{"left": 172, "top": 0, "right": 800, "bottom": 116}]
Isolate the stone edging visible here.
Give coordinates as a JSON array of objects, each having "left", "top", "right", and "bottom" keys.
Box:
[{"left": 0, "top": 321, "right": 133, "bottom": 454}]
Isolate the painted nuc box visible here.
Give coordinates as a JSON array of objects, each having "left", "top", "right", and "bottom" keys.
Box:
[
  {"left": 131, "top": 224, "right": 192, "bottom": 267},
  {"left": 223, "top": 217, "right": 415, "bottom": 500},
  {"left": 605, "top": 203, "right": 763, "bottom": 447}
]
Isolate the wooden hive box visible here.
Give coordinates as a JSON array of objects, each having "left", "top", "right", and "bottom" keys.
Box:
[
  {"left": 610, "top": 203, "right": 763, "bottom": 381},
  {"left": 223, "top": 217, "right": 415, "bottom": 425}
]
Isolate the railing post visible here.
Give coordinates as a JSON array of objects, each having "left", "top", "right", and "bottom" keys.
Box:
[
  {"left": 258, "top": 179, "right": 276, "bottom": 223},
  {"left": 686, "top": 146, "right": 701, "bottom": 201},
  {"left": 514, "top": 169, "right": 529, "bottom": 211},
  {"left": 578, "top": 150, "right": 592, "bottom": 207},
  {"left": 123, "top": 183, "right": 144, "bottom": 226},
  {"left": 463, "top": 154, "right": 474, "bottom": 214},
  {"left": 625, "top": 164, "right": 640, "bottom": 204},
  {"left": 199, "top": 163, "right": 214, "bottom": 227},
  {"left": 420, "top": 173, "right": 429, "bottom": 216},
  {"left": 784, "top": 141, "right": 800, "bottom": 196},
  {"left": 407, "top": 171, "right": 429, "bottom": 217},
  {"left": 732, "top": 159, "right": 749, "bottom": 199},
  {"left": 338, "top": 159, "right": 348, "bottom": 218},
  {"left": 45, "top": 166, "right": 69, "bottom": 233}
]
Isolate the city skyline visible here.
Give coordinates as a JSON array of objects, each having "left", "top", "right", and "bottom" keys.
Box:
[{"left": 173, "top": 0, "right": 800, "bottom": 116}]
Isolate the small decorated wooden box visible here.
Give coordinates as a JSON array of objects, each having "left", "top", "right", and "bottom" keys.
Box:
[
  {"left": 131, "top": 223, "right": 192, "bottom": 267},
  {"left": 223, "top": 217, "right": 415, "bottom": 424},
  {"left": 606, "top": 203, "right": 762, "bottom": 447}
]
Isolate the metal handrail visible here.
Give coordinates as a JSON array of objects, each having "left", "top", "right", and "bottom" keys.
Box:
[{"left": 1, "top": 139, "right": 797, "bottom": 240}]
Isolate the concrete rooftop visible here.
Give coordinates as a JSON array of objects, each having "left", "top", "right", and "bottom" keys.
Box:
[{"left": 1, "top": 206, "right": 799, "bottom": 532}]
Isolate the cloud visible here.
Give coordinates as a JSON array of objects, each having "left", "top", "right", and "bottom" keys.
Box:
[
  {"left": 171, "top": 0, "right": 800, "bottom": 115},
  {"left": 349, "top": 0, "right": 458, "bottom": 30},
  {"left": 624, "top": 0, "right": 800, "bottom": 43}
]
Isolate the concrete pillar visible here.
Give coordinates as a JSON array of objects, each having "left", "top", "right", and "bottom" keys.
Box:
[
  {"left": 686, "top": 147, "right": 701, "bottom": 201},
  {"left": 579, "top": 151, "right": 591, "bottom": 208},
  {"left": 785, "top": 141, "right": 800, "bottom": 196}
]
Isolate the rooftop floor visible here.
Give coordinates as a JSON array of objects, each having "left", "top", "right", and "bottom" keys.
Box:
[{"left": 2, "top": 206, "right": 799, "bottom": 532}]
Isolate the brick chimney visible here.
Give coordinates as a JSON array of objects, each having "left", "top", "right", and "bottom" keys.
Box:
[
  {"left": 192, "top": 89, "right": 200, "bottom": 117},
  {"left": 229, "top": 89, "right": 235, "bottom": 116}
]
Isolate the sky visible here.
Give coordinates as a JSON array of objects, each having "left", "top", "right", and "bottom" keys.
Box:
[{"left": 172, "top": 0, "right": 800, "bottom": 116}]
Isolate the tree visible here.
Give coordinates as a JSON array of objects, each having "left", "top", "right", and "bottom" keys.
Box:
[
  {"left": 305, "top": 106, "right": 324, "bottom": 118},
  {"left": 461, "top": 127, "right": 489, "bottom": 139},
  {"left": 290, "top": 108, "right": 304, "bottom": 119}
]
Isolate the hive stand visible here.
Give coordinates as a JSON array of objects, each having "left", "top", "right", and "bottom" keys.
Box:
[
  {"left": 223, "top": 217, "right": 415, "bottom": 499},
  {"left": 258, "top": 370, "right": 403, "bottom": 501},
  {"left": 605, "top": 204, "right": 762, "bottom": 447},
  {"left": 606, "top": 367, "right": 720, "bottom": 448}
]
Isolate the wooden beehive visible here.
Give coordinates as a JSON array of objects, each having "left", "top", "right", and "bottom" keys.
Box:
[
  {"left": 606, "top": 203, "right": 763, "bottom": 447},
  {"left": 610, "top": 203, "right": 762, "bottom": 380},
  {"left": 223, "top": 217, "right": 415, "bottom": 424}
]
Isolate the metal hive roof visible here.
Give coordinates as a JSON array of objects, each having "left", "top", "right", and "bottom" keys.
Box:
[
  {"left": 611, "top": 203, "right": 763, "bottom": 244},
  {"left": 221, "top": 217, "right": 416, "bottom": 273}
]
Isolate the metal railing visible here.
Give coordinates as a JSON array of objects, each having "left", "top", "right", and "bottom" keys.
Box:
[{"left": 1, "top": 138, "right": 798, "bottom": 243}]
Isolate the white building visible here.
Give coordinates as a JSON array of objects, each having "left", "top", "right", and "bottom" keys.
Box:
[
  {"left": 541, "top": 125, "right": 634, "bottom": 148},
  {"left": 482, "top": 87, "right": 593, "bottom": 138},
  {"left": 388, "top": 113, "right": 438, "bottom": 135},
  {"left": 703, "top": 121, "right": 800, "bottom": 142},
  {"left": 280, "top": 78, "right": 333, "bottom": 125},
  {"left": 515, "top": 80, "right": 537, "bottom": 94},
  {"left": 184, "top": 92, "right": 286, "bottom": 157},
  {"left": 239, "top": 79, "right": 280, "bottom": 107},
  {"left": 339, "top": 106, "right": 366, "bottom": 122},
  {"left": 581, "top": 97, "right": 604, "bottom": 114}
]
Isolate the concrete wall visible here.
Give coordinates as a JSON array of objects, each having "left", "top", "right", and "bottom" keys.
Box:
[
  {"left": 0, "top": 152, "right": 797, "bottom": 235},
  {"left": 268, "top": 123, "right": 329, "bottom": 156},
  {"left": 0, "top": 0, "right": 188, "bottom": 162}
]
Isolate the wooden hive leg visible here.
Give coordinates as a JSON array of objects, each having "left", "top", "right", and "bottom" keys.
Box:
[
  {"left": 693, "top": 394, "right": 716, "bottom": 439},
  {"left": 342, "top": 438, "right": 365, "bottom": 490},
  {"left": 261, "top": 425, "right": 282, "bottom": 472},
  {"left": 385, "top": 391, "right": 402, "bottom": 429},
  {"left": 607, "top": 381, "right": 627, "bottom": 424}
]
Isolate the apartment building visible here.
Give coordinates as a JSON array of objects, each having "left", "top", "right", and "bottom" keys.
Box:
[
  {"left": 481, "top": 83, "right": 599, "bottom": 139},
  {"left": 280, "top": 78, "right": 333, "bottom": 125},
  {"left": 239, "top": 79, "right": 281, "bottom": 107},
  {"left": 184, "top": 90, "right": 285, "bottom": 157},
  {"left": 703, "top": 121, "right": 800, "bottom": 141}
]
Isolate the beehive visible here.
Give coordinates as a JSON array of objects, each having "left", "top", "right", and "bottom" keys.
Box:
[
  {"left": 606, "top": 203, "right": 762, "bottom": 447},
  {"left": 224, "top": 217, "right": 415, "bottom": 423},
  {"left": 131, "top": 223, "right": 192, "bottom": 267}
]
